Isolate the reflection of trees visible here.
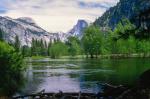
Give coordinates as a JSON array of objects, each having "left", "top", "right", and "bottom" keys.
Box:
[
  {"left": 78, "top": 59, "right": 115, "bottom": 92},
  {"left": 22, "top": 59, "right": 150, "bottom": 94},
  {"left": 78, "top": 59, "right": 150, "bottom": 88},
  {"left": 22, "top": 61, "right": 44, "bottom": 94},
  {"left": 79, "top": 59, "right": 115, "bottom": 83}
]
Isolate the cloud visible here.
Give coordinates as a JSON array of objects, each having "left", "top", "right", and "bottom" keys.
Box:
[{"left": 0, "top": 0, "right": 119, "bottom": 32}]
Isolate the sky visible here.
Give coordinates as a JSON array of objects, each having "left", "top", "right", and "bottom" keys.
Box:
[{"left": 0, "top": 0, "right": 119, "bottom": 32}]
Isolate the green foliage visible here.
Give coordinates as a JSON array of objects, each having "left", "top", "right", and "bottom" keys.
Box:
[
  {"left": 0, "top": 41, "right": 24, "bottom": 96},
  {"left": 22, "top": 45, "right": 31, "bottom": 57},
  {"left": 48, "top": 40, "right": 52, "bottom": 56},
  {"left": 31, "top": 38, "right": 48, "bottom": 56},
  {"left": 109, "top": 18, "right": 150, "bottom": 55},
  {"left": 136, "top": 40, "right": 150, "bottom": 55},
  {"left": 100, "top": 33, "right": 112, "bottom": 55},
  {"left": 49, "top": 41, "right": 68, "bottom": 58},
  {"left": 82, "top": 25, "right": 102, "bottom": 58},
  {"left": 90, "top": 18, "right": 150, "bottom": 56},
  {"left": 112, "top": 18, "right": 136, "bottom": 40},
  {"left": 67, "top": 37, "right": 82, "bottom": 56}
]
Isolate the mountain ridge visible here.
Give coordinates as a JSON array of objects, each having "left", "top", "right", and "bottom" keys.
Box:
[
  {"left": 0, "top": 16, "right": 68, "bottom": 46},
  {"left": 0, "top": 16, "right": 89, "bottom": 46},
  {"left": 94, "top": 0, "right": 150, "bottom": 30}
]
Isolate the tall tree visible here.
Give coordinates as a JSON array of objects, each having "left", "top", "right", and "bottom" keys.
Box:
[
  {"left": 14, "top": 35, "right": 21, "bottom": 52},
  {"left": 0, "top": 29, "right": 4, "bottom": 41},
  {"left": 82, "top": 25, "right": 102, "bottom": 58},
  {"left": 48, "top": 39, "right": 52, "bottom": 56},
  {"left": 67, "top": 36, "right": 82, "bottom": 56},
  {"left": 22, "top": 45, "right": 31, "bottom": 57}
]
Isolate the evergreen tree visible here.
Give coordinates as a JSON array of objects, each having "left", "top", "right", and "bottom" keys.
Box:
[
  {"left": 22, "top": 45, "right": 31, "bottom": 57},
  {"left": 0, "top": 29, "right": 4, "bottom": 41},
  {"left": 48, "top": 39, "right": 52, "bottom": 56},
  {"left": 14, "top": 35, "right": 21, "bottom": 52}
]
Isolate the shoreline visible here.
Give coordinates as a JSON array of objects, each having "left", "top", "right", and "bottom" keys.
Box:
[{"left": 29, "top": 53, "right": 150, "bottom": 60}]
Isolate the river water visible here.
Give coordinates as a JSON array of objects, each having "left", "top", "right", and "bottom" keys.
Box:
[{"left": 21, "top": 58, "right": 150, "bottom": 94}]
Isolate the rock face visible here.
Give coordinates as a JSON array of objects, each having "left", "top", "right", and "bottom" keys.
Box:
[
  {"left": 0, "top": 16, "right": 67, "bottom": 46},
  {"left": 68, "top": 20, "right": 90, "bottom": 39},
  {"left": 0, "top": 16, "right": 89, "bottom": 46},
  {"left": 94, "top": 0, "right": 150, "bottom": 29}
]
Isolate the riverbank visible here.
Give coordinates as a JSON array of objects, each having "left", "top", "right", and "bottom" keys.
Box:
[
  {"left": 30, "top": 53, "right": 150, "bottom": 60},
  {"left": 100, "top": 53, "right": 150, "bottom": 59}
]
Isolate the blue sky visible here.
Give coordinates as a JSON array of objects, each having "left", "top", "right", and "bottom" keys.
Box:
[{"left": 0, "top": 0, "right": 119, "bottom": 32}]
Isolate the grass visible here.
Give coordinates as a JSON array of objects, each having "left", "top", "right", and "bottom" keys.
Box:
[{"left": 31, "top": 56, "right": 50, "bottom": 59}]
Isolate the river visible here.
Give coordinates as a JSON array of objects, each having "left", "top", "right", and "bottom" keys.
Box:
[{"left": 21, "top": 58, "right": 150, "bottom": 94}]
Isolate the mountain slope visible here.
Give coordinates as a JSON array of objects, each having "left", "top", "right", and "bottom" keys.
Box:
[
  {"left": 94, "top": 0, "right": 150, "bottom": 29},
  {"left": 0, "top": 16, "right": 64, "bottom": 46}
]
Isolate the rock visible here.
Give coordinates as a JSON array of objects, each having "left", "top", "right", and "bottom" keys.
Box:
[
  {"left": 0, "top": 16, "right": 89, "bottom": 46},
  {"left": 0, "top": 16, "right": 68, "bottom": 46},
  {"left": 68, "top": 19, "right": 90, "bottom": 39},
  {"left": 138, "top": 69, "right": 150, "bottom": 88},
  {"left": 15, "top": 17, "right": 36, "bottom": 25}
]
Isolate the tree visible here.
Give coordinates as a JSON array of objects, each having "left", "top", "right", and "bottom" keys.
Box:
[
  {"left": 49, "top": 41, "right": 68, "bottom": 58},
  {"left": 110, "top": 18, "right": 137, "bottom": 54},
  {"left": 0, "top": 29, "right": 4, "bottom": 41},
  {"left": 14, "top": 35, "right": 21, "bottom": 52},
  {"left": 22, "top": 45, "right": 31, "bottom": 57},
  {"left": 67, "top": 37, "right": 82, "bottom": 56},
  {"left": 82, "top": 25, "right": 102, "bottom": 58},
  {"left": 136, "top": 40, "right": 150, "bottom": 57},
  {"left": 112, "top": 18, "right": 136, "bottom": 40},
  {"left": 48, "top": 39, "right": 52, "bottom": 56},
  {"left": 0, "top": 41, "right": 24, "bottom": 96},
  {"left": 127, "top": 36, "right": 136, "bottom": 54},
  {"left": 31, "top": 38, "right": 48, "bottom": 56}
]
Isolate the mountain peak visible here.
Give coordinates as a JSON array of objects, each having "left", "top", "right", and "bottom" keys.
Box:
[{"left": 68, "top": 19, "right": 90, "bottom": 38}]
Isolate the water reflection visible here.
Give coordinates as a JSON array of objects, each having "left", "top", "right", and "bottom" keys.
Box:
[{"left": 21, "top": 58, "right": 150, "bottom": 94}]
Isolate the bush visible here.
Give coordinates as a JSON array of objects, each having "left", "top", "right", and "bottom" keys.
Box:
[{"left": 0, "top": 41, "right": 24, "bottom": 96}]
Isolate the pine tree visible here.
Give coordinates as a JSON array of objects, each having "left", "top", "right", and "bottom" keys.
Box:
[
  {"left": 0, "top": 29, "right": 4, "bottom": 41},
  {"left": 14, "top": 35, "right": 21, "bottom": 52},
  {"left": 48, "top": 40, "right": 52, "bottom": 56}
]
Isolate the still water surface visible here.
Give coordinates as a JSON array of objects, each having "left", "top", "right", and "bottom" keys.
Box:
[{"left": 22, "top": 58, "right": 150, "bottom": 94}]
